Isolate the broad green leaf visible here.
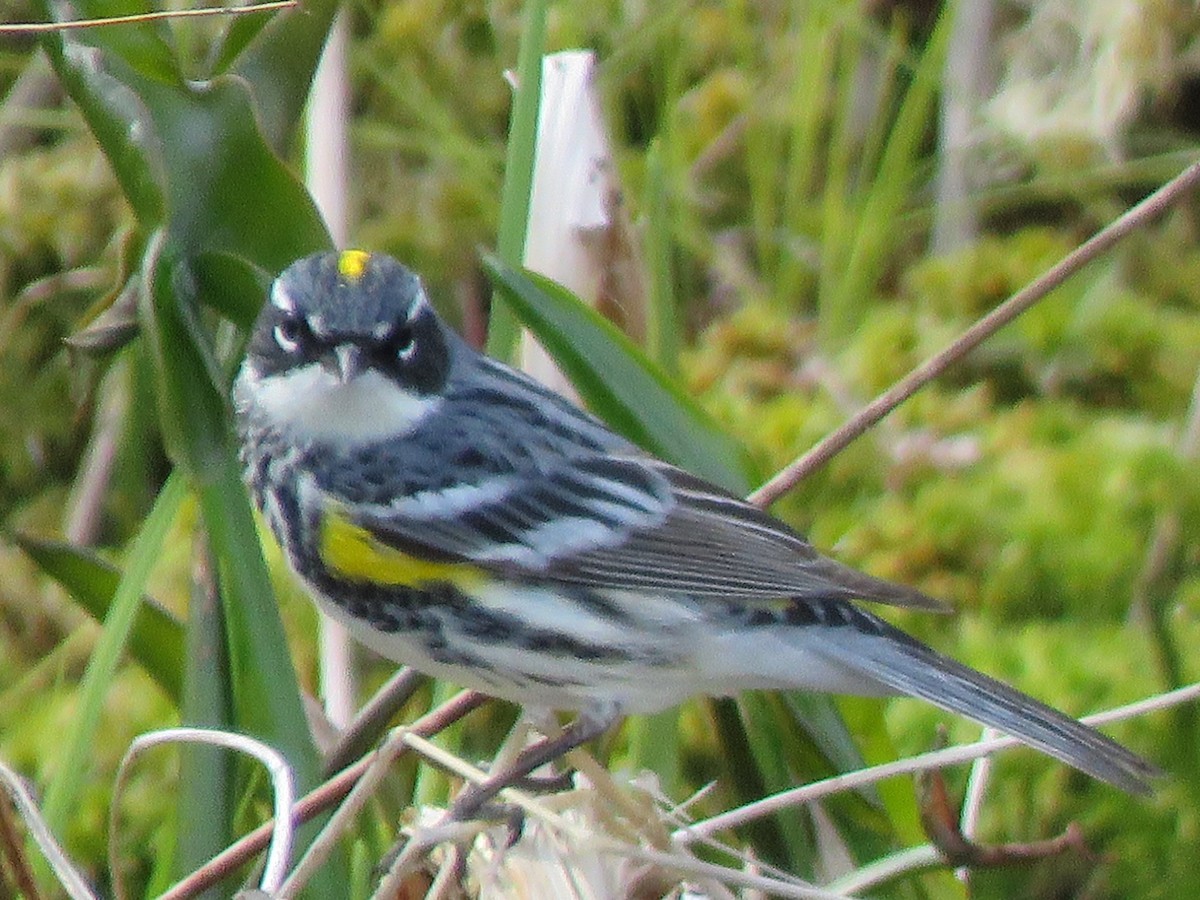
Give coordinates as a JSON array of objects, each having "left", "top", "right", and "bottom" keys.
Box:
[
  {"left": 193, "top": 250, "right": 273, "bottom": 329},
  {"left": 138, "top": 237, "right": 229, "bottom": 481},
  {"left": 38, "top": 0, "right": 168, "bottom": 224},
  {"left": 132, "top": 74, "right": 330, "bottom": 266},
  {"left": 482, "top": 254, "right": 756, "bottom": 493},
  {"left": 140, "top": 238, "right": 345, "bottom": 894},
  {"left": 40, "top": 0, "right": 331, "bottom": 271},
  {"left": 225, "top": 0, "right": 342, "bottom": 152},
  {"left": 12, "top": 535, "right": 183, "bottom": 699}
]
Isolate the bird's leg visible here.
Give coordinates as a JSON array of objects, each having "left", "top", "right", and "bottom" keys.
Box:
[
  {"left": 446, "top": 709, "right": 619, "bottom": 823},
  {"left": 475, "top": 710, "right": 574, "bottom": 794}
]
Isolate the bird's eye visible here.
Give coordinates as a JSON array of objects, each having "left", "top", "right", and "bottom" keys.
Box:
[
  {"left": 387, "top": 324, "right": 416, "bottom": 360},
  {"left": 274, "top": 317, "right": 311, "bottom": 354}
]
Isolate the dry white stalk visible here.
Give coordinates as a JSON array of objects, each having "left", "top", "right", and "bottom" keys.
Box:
[
  {"left": 306, "top": 8, "right": 359, "bottom": 733},
  {"left": 0, "top": 757, "right": 96, "bottom": 899},
  {"left": 279, "top": 727, "right": 409, "bottom": 897},
  {"left": 520, "top": 49, "right": 646, "bottom": 396},
  {"left": 110, "top": 728, "right": 296, "bottom": 898},
  {"left": 677, "top": 682, "right": 1200, "bottom": 845},
  {"left": 955, "top": 725, "right": 998, "bottom": 885}
]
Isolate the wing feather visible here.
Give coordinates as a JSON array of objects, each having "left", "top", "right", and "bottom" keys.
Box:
[{"left": 350, "top": 453, "right": 945, "bottom": 611}]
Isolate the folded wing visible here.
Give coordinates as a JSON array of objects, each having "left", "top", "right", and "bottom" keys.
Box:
[{"left": 351, "top": 453, "right": 945, "bottom": 612}]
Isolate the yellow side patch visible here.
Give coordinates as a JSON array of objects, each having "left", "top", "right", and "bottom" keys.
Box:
[
  {"left": 319, "top": 511, "right": 485, "bottom": 590},
  {"left": 337, "top": 249, "right": 371, "bottom": 281}
]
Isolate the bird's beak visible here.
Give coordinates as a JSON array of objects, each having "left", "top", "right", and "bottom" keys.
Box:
[{"left": 322, "top": 344, "right": 365, "bottom": 383}]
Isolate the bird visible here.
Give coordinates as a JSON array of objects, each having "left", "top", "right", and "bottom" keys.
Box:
[{"left": 233, "top": 249, "right": 1155, "bottom": 799}]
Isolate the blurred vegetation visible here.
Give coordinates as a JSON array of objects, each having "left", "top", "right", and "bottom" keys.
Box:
[{"left": 2, "top": 0, "right": 1200, "bottom": 898}]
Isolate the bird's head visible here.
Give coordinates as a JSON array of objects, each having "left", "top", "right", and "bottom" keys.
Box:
[{"left": 236, "top": 250, "right": 452, "bottom": 443}]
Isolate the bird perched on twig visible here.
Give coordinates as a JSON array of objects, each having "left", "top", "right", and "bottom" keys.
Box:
[{"left": 233, "top": 249, "right": 1156, "bottom": 809}]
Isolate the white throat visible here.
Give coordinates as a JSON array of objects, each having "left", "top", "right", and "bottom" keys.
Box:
[{"left": 239, "top": 363, "right": 441, "bottom": 443}]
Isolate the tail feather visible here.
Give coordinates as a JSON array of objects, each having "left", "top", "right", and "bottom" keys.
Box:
[{"left": 810, "top": 611, "right": 1158, "bottom": 795}]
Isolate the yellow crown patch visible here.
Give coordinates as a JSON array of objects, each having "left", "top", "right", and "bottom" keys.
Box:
[{"left": 338, "top": 249, "right": 371, "bottom": 281}]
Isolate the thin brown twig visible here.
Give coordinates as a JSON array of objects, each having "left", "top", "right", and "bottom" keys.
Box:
[
  {"left": 158, "top": 690, "right": 488, "bottom": 900},
  {"left": 748, "top": 160, "right": 1200, "bottom": 508},
  {"left": 321, "top": 668, "right": 428, "bottom": 777},
  {"left": 919, "top": 766, "right": 1095, "bottom": 868},
  {"left": 0, "top": 0, "right": 296, "bottom": 33}
]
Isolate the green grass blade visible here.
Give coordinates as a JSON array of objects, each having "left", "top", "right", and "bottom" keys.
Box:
[
  {"left": 41, "top": 472, "right": 188, "bottom": 834},
  {"left": 643, "top": 139, "right": 681, "bottom": 373},
  {"left": 774, "top": 1, "right": 839, "bottom": 307},
  {"left": 823, "top": 9, "right": 952, "bottom": 342},
  {"left": 707, "top": 696, "right": 801, "bottom": 873},
  {"left": 486, "top": 0, "right": 549, "bottom": 360}
]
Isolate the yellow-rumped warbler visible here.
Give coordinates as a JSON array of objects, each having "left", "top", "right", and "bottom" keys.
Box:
[{"left": 234, "top": 249, "right": 1154, "bottom": 796}]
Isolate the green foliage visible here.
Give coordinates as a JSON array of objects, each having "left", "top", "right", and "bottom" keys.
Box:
[
  {"left": 0, "top": 135, "right": 126, "bottom": 518},
  {"left": 9, "top": 0, "right": 342, "bottom": 891}
]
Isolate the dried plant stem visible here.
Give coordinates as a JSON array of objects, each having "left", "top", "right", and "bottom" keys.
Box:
[
  {"left": 955, "top": 726, "right": 997, "bottom": 886},
  {"left": 0, "top": 760, "right": 94, "bottom": 900},
  {"left": 824, "top": 845, "right": 943, "bottom": 895},
  {"left": 677, "top": 682, "right": 1200, "bottom": 844},
  {"left": 111, "top": 729, "right": 296, "bottom": 900},
  {"left": 321, "top": 668, "right": 427, "bottom": 776},
  {"left": 0, "top": 0, "right": 295, "bottom": 33},
  {"left": 378, "top": 734, "right": 848, "bottom": 900},
  {"left": 0, "top": 787, "right": 43, "bottom": 900},
  {"left": 750, "top": 160, "right": 1200, "bottom": 508},
  {"left": 158, "top": 691, "right": 487, "bottom": 900},
  {"left": 280, "top": 728, "right": 410, "bottom": 898}
]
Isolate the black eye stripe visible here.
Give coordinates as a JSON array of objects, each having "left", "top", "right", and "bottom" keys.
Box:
[
  {"left": 384, "top": 324, "right": 415, "bottom": 356},
  {"left": 273, "top": 316, "right": 314, "bottom": 353}
]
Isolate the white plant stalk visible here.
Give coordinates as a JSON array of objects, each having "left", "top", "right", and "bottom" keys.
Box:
[
  {"left": 306, "top": 8, "right": 357, "bottom": 731},
  {"left": 520, "top": 50, "right": 645, "bottom": 396}
]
